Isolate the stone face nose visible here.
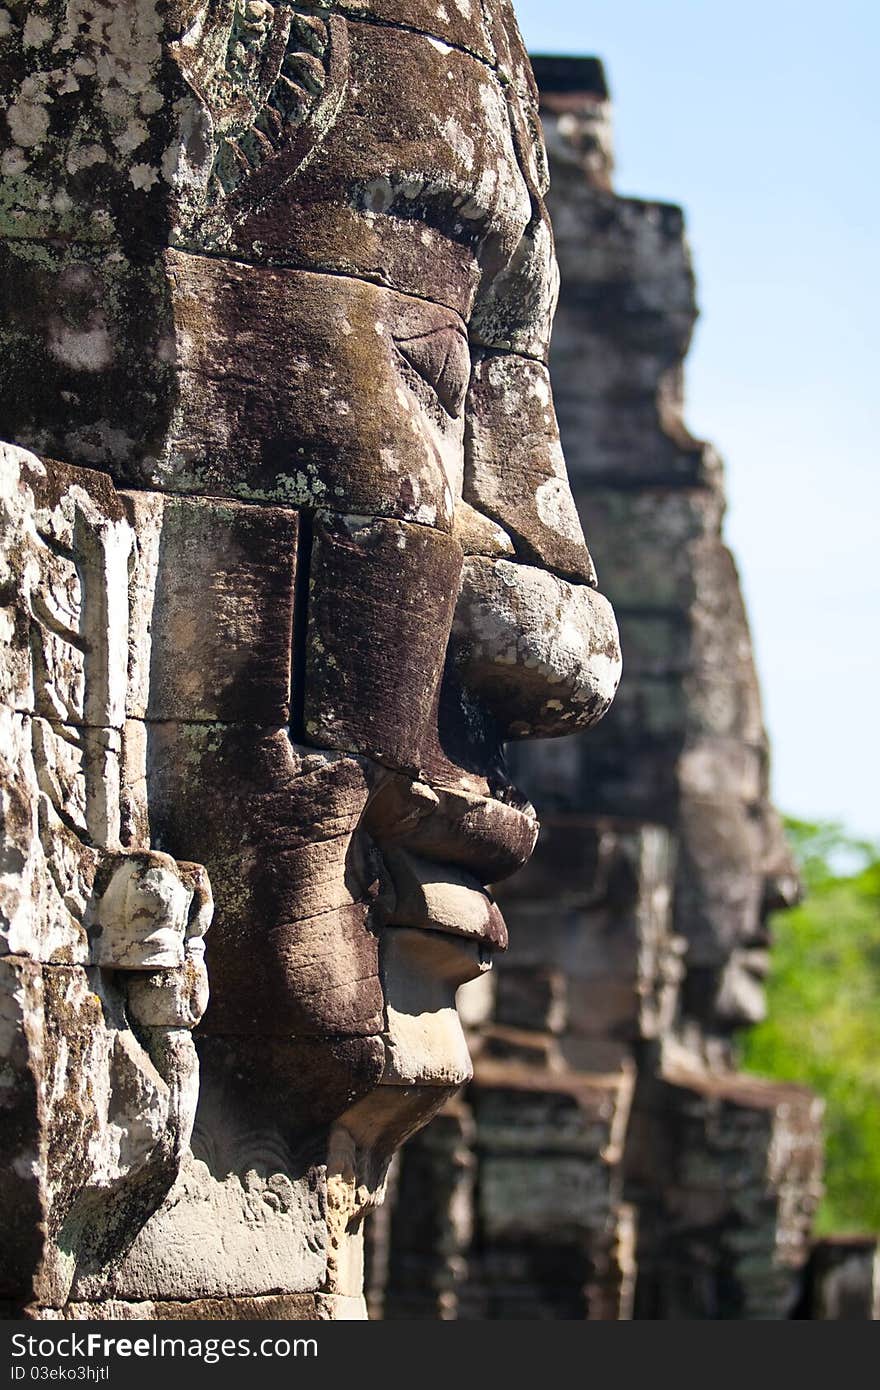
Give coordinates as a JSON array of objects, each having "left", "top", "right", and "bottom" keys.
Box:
[
  {"left": 464, "top": 349, "right": 597, "bottom": 587},
  {"left": 453, "top": 344, "right": 621, "bottom": 742}
]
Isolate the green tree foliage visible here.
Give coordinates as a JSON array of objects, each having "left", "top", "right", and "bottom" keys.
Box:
[{"left": 740, "top": 818, "right": 880, "bottom": 1233}]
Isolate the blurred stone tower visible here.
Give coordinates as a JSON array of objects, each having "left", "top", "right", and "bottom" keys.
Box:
[{"left": 367, "top": 55, "right": 828, "bottom": 1321}]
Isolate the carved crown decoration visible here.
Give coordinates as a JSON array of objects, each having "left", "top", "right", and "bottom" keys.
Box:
[{"left": 171, "top": 1, "right": 336, "bottom": 206}]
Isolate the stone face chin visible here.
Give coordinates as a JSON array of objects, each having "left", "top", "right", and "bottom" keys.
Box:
[{"left": 380, "top": 925, "right": 491, "bottom": 1089}]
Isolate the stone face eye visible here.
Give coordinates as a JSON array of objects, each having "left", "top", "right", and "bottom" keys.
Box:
[{"left": 394, "top": 326, "right": 471, "bottom": 418}]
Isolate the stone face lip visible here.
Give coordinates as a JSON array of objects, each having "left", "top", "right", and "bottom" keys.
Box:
[
  {"left": 383, "top": 848, "right": 508, "bottom": 951},
  {"left": 366, "top": 778, "right": 540, "bottom": 885}
]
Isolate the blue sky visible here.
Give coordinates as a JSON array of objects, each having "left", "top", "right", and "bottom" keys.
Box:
[{"left": 515, "top": 0, "right": 880, "bottom": 840}]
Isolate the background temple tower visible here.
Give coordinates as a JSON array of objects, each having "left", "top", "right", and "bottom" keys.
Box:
[{"left": 369, "top": 55, "right": 827, "bottom": 1321}]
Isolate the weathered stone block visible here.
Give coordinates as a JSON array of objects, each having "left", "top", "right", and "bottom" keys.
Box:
[
  {"left": 125, "top": 491, "right": 298, "bottom": 724},
  {"left": 304, "top": 515, "right": 462, "bottom": 771},
  {"left": 2, "top": 6, "right": 623, "bottom": 1321}
]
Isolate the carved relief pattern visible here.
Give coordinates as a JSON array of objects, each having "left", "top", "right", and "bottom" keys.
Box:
[{"left": 175, "top": 1, "right": 333, "bottom": 202}]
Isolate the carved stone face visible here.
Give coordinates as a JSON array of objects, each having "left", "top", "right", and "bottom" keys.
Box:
[
  {"left": 0, "top": 1, "right": 621, "bottom": 1189},
  {"left": 678, "top": 800, "right": 801, "bottom": 1035}
]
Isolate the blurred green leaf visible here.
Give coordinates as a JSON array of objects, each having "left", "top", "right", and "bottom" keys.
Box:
[{"left": 740, "top": 817, "right": 880, "bottom": 1234}]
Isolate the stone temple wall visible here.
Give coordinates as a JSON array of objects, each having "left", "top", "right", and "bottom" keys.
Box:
[{"left": 368, "top": 55, "right": 836, "bottom": 1321}]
